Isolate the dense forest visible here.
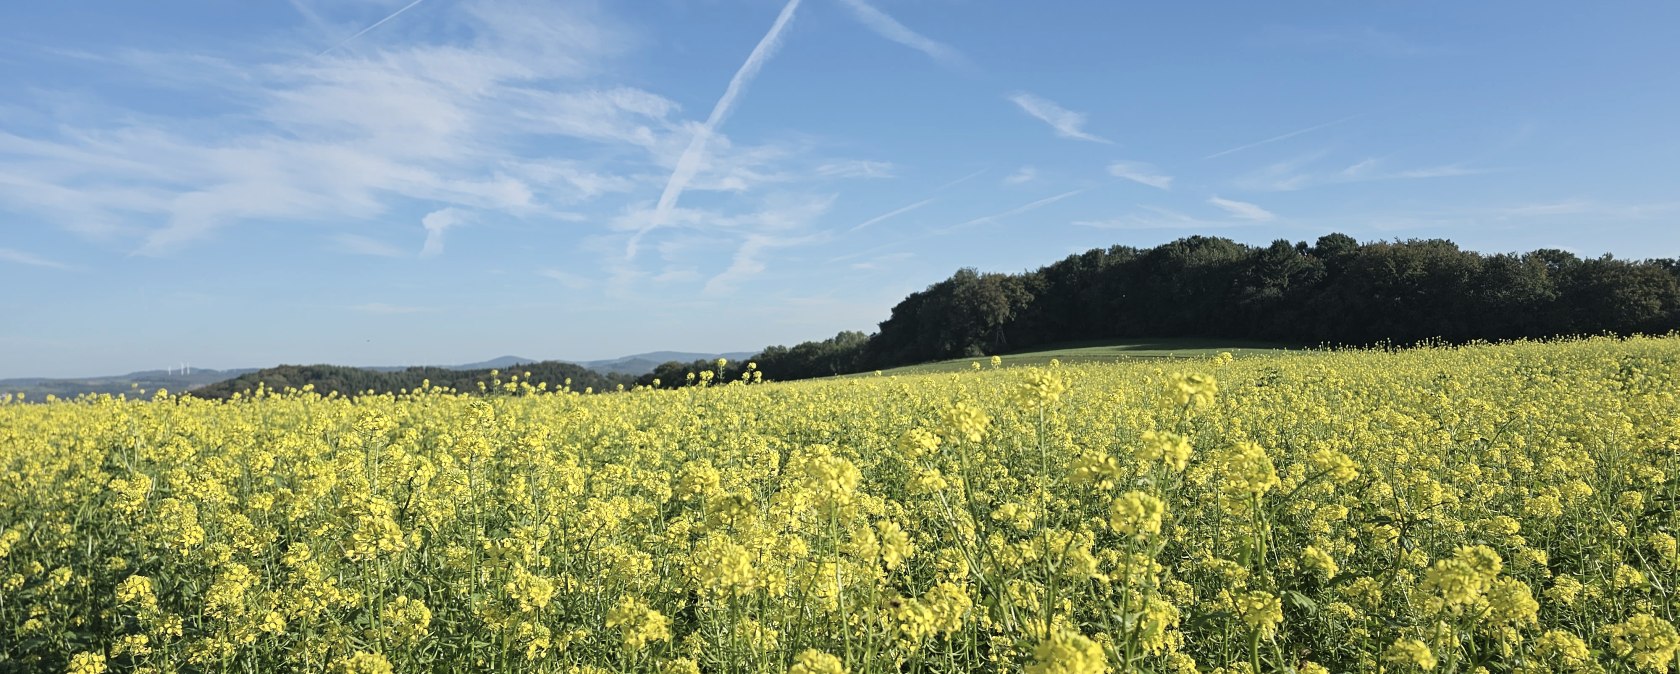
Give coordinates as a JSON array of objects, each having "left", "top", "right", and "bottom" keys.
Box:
[
  {"left": 190, "top": 362, "right": 635, "bottom": 400},
  {"left": 640, "top": 233, "right": 1680, "bottom": 386}
]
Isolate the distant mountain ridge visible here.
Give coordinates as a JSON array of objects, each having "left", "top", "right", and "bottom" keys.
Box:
[
  {"left": 580, "top": 351, "right": 756, "bottom": 376},
  {"left": 0, "top": 368, "right": 260, "bottom": 400},
  {"left": 1, "top": 351, "right": 753, "bottom": 399}
]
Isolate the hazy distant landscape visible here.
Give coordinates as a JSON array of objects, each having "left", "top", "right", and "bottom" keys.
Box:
[{"left": 0, "top": 351, "right": 752, "bottom": 399}]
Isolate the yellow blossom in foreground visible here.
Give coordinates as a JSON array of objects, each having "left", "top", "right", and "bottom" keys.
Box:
[
  {"left": 65, "top": 652, "right": 107, "bottom": 674},
  {"left": 332, "top": 652, "right": 393, "bottom": 674},
  {"left": 1135, "top": 430, "right": 1193, "bottom": 471},
  {"left": 1385, "top": 638, "right": 1437, "bottom": 671},
  {"left": 1109, "top": 491, "right": 1165, "bottom": 537},
  {"left": 1026, "top": 629, "right": 1107, "bottom": 674},
  {"left": 788, "top": 649, "right": 847, "bottom": 674},
  {"left": 1235, "top": 591, "right": 1283, "bottom": 639},
  {"left": 605, "top": 596, "right": 671, "bottom": 651},
  {"left": 1605, "top": 614, "right": 1680, "bottom": 673}
]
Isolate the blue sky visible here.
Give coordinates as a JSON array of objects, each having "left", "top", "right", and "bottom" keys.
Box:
[{"left": 2, "top": 1, "right": 1678, "bottom": 377}]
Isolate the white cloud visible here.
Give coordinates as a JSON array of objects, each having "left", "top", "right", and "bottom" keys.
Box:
[
  {"left": 331, "top": 233, "right": 406, "bottom": 257},
  {"left": 538, "top": 268, "right": 593, "bottom": 289},
  {"left": 1393, "top": 165, "right": 1483, "bottom": 179},
  {"left": 1108, "top": 161, "right": 1173, "bottom": 190},
  {"left": 1341, "top": 157, "right": 1381, "bottom": 178},
  {"left": 1207, "top": 196, "right": 1276, "bottom": 221},
  {"left": 835, "top": 0, "right": 963, "bottom": 65},
  {"left": 0, "top": 247, "right": 74, "bottom": 270},
  {"left": 1, "top": 0, "right": 906, "bottom": 306},
  {"left": 849, "top": 251, "right": 914, "bottom": 270},
  {"left": 700, "top": 196, "right": 835, "bottom": 295},
  {"left": 1008, "top": 92, "right": 1109, "bottom": 143},
  {"left": 1, "top": 1, "right": 802, "bottom": 261},
  {"left": 420, "top": 208, "right": 469, "bottom": 257},
  {"left": 816, "top": 159, "right": 895, "bottom": 179},
  {"left": 1235, "top": 154, "right": 1488, "bottom": 192},
  {"left": 1003, "top": 165, "right": 1036, "bottom": 185},
  {"left": 351, "top": 302, "right": 433, "bottom": 314}
]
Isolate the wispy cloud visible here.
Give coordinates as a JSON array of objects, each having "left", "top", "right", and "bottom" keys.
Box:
[
  {"left": 848, "top": 198, "right": 933, "bottom": 233},
  {"left": 836, "top": 0, "right": 962, "bottom": 65},
  {"left": 850, "top": 251, "right": 914, "bottom": 270},
  {"left": 606, "top": 194, "right": 835, "bottom": 297},
  {"left": 637, "top": 0, "right": 803, "bottom": 258},
  {"left": 1003, "top": 165, "right": 1036, "bottom": 185},
  {"left": 1108, "top": 160, "right": 1173, "bottom": 190},
  {"left": 419, "top": 208, "right": 469, "bottom": 258},
  {"left": 331, "top": 233, "right": 406, "bottom": 257},
  {"left": 1203, "top": 114, "right": 1360, "bottom": 160},
  {"left": 1074, "top": 206, "right": 1260, "bottom": 231},
  {"left": 944, "top": 189, "right": 1084, "bottom": 232},
  {"left": 816, "top": 159, "right": 895, "bottom": 179},
  {"left": 351, "top": 302, "right": 434, "bottom": 314},
  {"left": 4, "top": 1, "right": 691, "bottom": 257},
  {"left": 702, "top": 197, "right": 833, "bottom": 295},
  {"left": 1484, "top": 200, "right": 1680, "bottom": 220},
  {"left": 538, "top": 268, "right": 594, "bottom": 289},
  {"left": 1207, "top": 196, "right": 1276, "bottom": 221},
  {"left": 1236, "top": 154, "right": 1489, "bottom": 192},
  {"left": 1009, "top": 93, "right": 1109, "bottom": 143},
  {"left": 0, "top": 247, "right": 74, "bottom": 270},
  {"left": 1489, "top": 201, "right": 1593, "bottom": 217},
  {"left": 704, "top": 234, "right": 782, "bottom": 296},
  {"left": 1392, "top": 165, "right": 1484, "bottom": 180}
]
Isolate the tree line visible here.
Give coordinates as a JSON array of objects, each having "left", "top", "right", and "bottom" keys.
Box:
[
  {"left": 190, "top": 362, "right": 636, "bottom": 400},
  {"left": 653, "top": 234, "right": 1680, "bottom": 385}
]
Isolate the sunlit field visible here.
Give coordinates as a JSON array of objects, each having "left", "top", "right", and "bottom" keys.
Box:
[{"left": 3, "top": 337, "right": 1677, "bottom": 673}]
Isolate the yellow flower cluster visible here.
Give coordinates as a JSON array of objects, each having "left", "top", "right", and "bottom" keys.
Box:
[{"left": 0, "top": 336, "right": 1676, "bottom": 673}]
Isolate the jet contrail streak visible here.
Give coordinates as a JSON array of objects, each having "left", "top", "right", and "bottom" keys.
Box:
[
  {"left": 628, "top": 0, "right": 803, "bottom": 259},
  {"left": 319, "top": 0, "right": 430, "bottom": 56}
]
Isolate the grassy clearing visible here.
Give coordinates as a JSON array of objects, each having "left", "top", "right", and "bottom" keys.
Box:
[{"left": 863, "top": 338, "right": 1295, "bottom": 375}]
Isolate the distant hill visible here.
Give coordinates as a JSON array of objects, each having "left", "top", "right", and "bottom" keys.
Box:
[
  {"left": 449, "top": 355, "right": 540, "bottom": 371},
  {"left": 580, "top": 351, "right": 755, "bottom": 376},
  {"left": 0, "top": 368, "right": 258, "bottom": 400},
  {"left": 1, "top": 350, "right": 754, "bottom": 400},
  {"left": 363, "top": 352, "right": 753, "bottom": 376},
  {"left": 188, "top": 361, "right": 637, "bottom": 400}
]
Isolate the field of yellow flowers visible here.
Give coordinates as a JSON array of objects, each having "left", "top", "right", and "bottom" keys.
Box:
[{"left": 2, "top": 337, "right": 1678, "bottom": 673}]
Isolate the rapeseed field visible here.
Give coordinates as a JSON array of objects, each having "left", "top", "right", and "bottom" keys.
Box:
[{"left": 2, "top": 337, "right": 1677, "bottom": 673}]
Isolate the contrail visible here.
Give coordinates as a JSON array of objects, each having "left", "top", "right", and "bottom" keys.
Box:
[
  {"left": 628, "top": 0, "right": 803, "bottom": 259},
  {"left": 1203, "top": 114, "right": 1361, "bottom": 160},
  {"left": 848, "top": 198, "right": 934, "bottom": 233},
  {"left": 319, "top": 0, "right": 430, "bottom": 56},
  {"left": 941, "top": 188, "right": 1084, "bottom": 233}
]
